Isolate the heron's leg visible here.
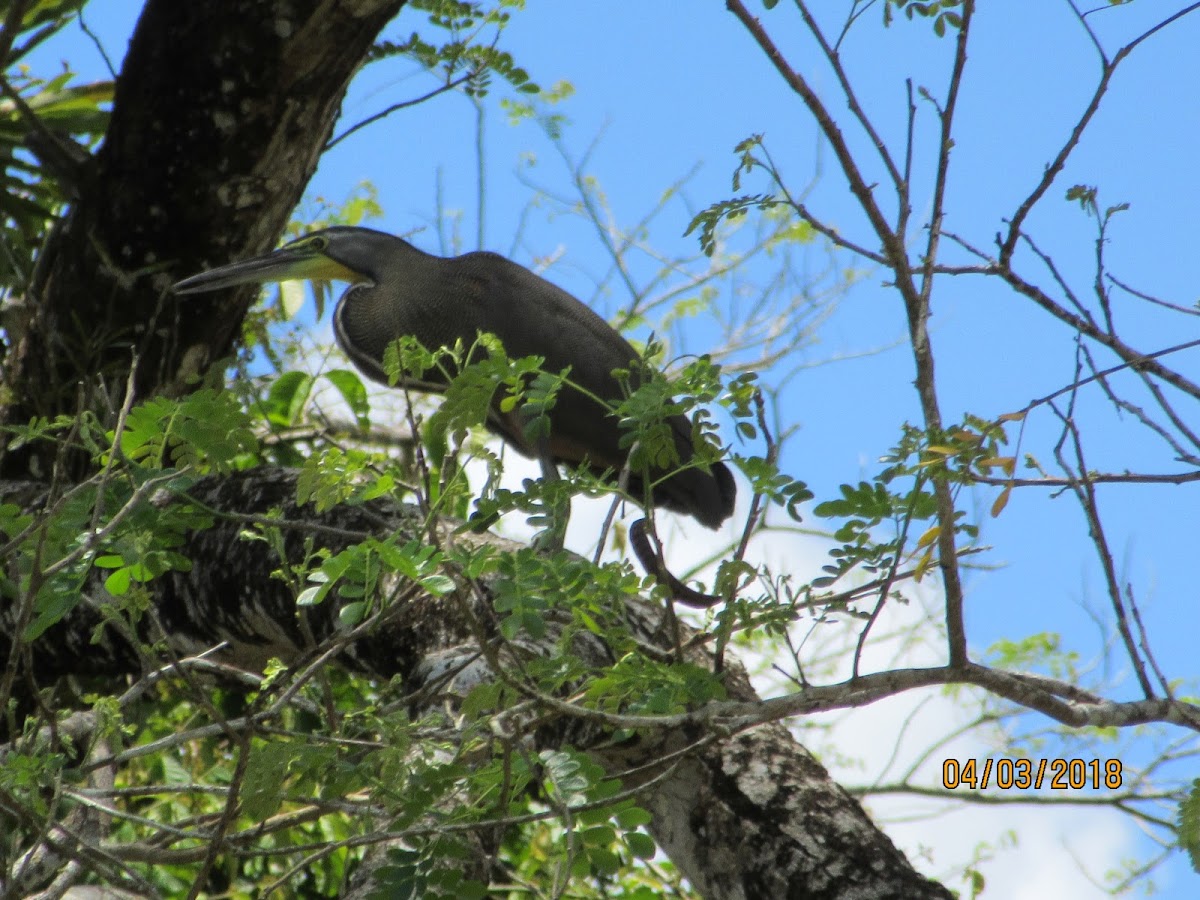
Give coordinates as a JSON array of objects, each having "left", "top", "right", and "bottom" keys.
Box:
[{"left": 531, "top": 440, "right": 570, "bottom": 552}]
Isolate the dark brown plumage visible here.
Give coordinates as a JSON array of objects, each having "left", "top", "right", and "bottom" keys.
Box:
[{"left": 174, "top": 226, "right": 736, "bottom": 529}]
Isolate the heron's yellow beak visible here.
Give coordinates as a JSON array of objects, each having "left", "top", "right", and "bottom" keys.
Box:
[{"left": 173, "top": 246, "right": 359, "bottom": 295}]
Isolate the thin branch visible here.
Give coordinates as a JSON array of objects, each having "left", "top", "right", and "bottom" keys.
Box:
[
  {"left": 1017, "top": 335, "right": 1200, "bottom": 417},
  {"left": 834, "top": 0, "right": 880, "bottom": 53},
  {"left": 1128, "top": 583, "right": 1172, "bottom": 699},
  {"left": 852, "top": 469, "right": 927, "bottom": 679},
  {"left": 76, "top": 6, "right": 118, "bottom": 80},
  {"left": 901, "top": 78, "right": 915, "bottom": 230},
  {"left": 1020, "top": 231, "right": 1094, "bottom": 326},
  {"left": 1000, "top": 2, "right": 1200, "bottom": 262},
  {"left": 998, "top": 266, "right": 1200, "bottom": 402},
  {"left": 1107, "top": 273, "right": 1200, "bottom": 318},
  {"left": 1049, "top": 398, "right": 1153, "bottom": 698},
  {"left": 974, "top": 470, "right": 1200, "bottom": 489},
  {"left": 725, "top": 0, "right": 902, "bottom": 268},
  {"left": 793, "top": 0, "right": 905, "bottom": 192},
  {"left": 324, "top": 75, "right": 472, "bottom": 151},
  {"left": 1078, "top": 342, "right": 1200, "bottom": 463},
  {"left": 914, "top": 0, "right": 975, "bottom": 669},
  {"left": 790, "top": 201, "right": 888, "bottom": 265}
]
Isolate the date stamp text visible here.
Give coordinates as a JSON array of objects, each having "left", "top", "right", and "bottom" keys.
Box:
[{"left": 942, "top": 758, "right": 1123, "bottom": 790}]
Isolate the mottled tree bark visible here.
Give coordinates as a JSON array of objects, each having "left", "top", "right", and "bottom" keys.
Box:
[{"left": 617, "top": 721, "right": 949, "bottom": 899}]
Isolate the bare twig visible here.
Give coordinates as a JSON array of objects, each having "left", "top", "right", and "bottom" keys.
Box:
[
  {"left": 324, "top": 75, "right": 473, "bottom": 151},
  {"left": 1000, "top": 3, "right": 1200, "bottom": 262},
  {"left": 1049, "top": 396, "right": 1153, "bottom": 698}
]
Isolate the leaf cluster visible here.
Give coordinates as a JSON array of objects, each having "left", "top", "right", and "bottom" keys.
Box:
[
  {"left": 810, "top": 415, "right": 1011, "bottom": 592},
  {"left": 114, "top": 389, "right": 258, "bottom": 473},
  {"left": 1, "top": 1, "right": 112, "bottom": 294},
  {"left": 685, "top": 192, "right": 779, "bottom": 258},
  {"left": 0, "top": 392, "right": 252, "bottom": 640},
  {"left": 371, "top": 0, "right": 539, "bottom": 99},
  {"left": 884, "top": 0, "right": 964, "bottom": 36}
]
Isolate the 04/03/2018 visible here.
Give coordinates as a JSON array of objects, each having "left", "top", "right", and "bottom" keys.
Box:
[{"left": 942, "top": 758, "right": 1123, "bottom": 791}]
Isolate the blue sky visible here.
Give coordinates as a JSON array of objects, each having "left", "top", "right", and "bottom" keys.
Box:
[{"left": 31, "top": 1, "right": 1200, "bottom": 895}]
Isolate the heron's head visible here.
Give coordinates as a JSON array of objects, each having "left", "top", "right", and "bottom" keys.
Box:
[{"left": 172, "top": 227, "right": 392, "bottom": 295}]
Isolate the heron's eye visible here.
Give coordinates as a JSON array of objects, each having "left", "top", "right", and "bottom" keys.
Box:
[{"left": 286, "top": 235, "right": 328, "bottom": 252}]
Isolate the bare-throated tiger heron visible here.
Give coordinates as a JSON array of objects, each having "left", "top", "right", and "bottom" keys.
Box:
[{"left": 174, "top": 227, "right": 736, "bottom": 601}]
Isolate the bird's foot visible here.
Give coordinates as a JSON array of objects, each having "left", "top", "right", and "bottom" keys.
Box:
[
  {"left": 530, "top": 491, "right": 571, "bottom": 552},
  {"left": 531, "top": 519, "right": 568, "bottom": 552},
  {"left": 531, "top": 446, "right": 570, "bottom": 552}
]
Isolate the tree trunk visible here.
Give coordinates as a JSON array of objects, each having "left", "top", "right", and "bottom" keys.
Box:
[{"left": 0, "top": 0, "right": 405, "bottom": 480}]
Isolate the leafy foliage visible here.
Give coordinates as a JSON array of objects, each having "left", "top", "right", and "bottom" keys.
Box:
[
  {"left": 295, "top": 444, "right": 397, "bottom": 513},
  {"left": 884, "top": 0, "right": 964, "bottom": 35},
  {"left": 810, "top": 416, "right": 1010, "bottom": 591},
  {"left": 0, "top": 294, "right": 794, "bottom": 893},
  {"left": 1, "top": 393, "right": 242, "bottom": 639},
  {"left": 1180, "top": 780, "right": 1200, "bottom": 874},
  {"left": 371, "top": 0, "right": 540, "bottom": 98},
  {"left": 115, "top": 389, "right": 258, "bottom": 473},
  {"left": 0, "top": 0, "right": 112, "bottom": 294},
  {"left": 686, "top": 192, "right": 779, "bottom": 258}
]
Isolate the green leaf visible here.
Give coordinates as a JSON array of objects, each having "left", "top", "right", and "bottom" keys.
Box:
[
  {"left": 25, "top": 573, "right": 87, "bottom": 641},
  {"left": 521, "top": 609, "right": 546, "bottom": 639},
  {"left": 586, "top": 846, "right": 621, "bottom": 876},
  {"left": 266, "top": 371, "right": 314, "bottom": 427},
  {"left": 625, "top": 831, "right": 656, "bottom": 859},
  {"left": 296, "top": 584, "right": 325, "bottom": 606},
  {"left": 461, "top": 682, "right": 504, "bottom": 720},
  {"left": 339, "top": 601, "right": 368, "bottom": 627},
  {"left": 103, "top": 568, "right": 131, "bottom": 597},
  {"left": 582, "top": 824, "right": 616, "bottom": 846},
  {"left": 1178, "top": 779, "right": 1200, "bottom": 872},
  {"left": 615, "top": 807, "right": 653, "bottom": 829},
  {"left": 419, "top": 573, "right": 456, "bottom": 596},
  {"left": 242, "top": 742, "right": 294, "bottom": 821},
  {"left": 326, "top": 369, "right": 372, "bottom": 430}
]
